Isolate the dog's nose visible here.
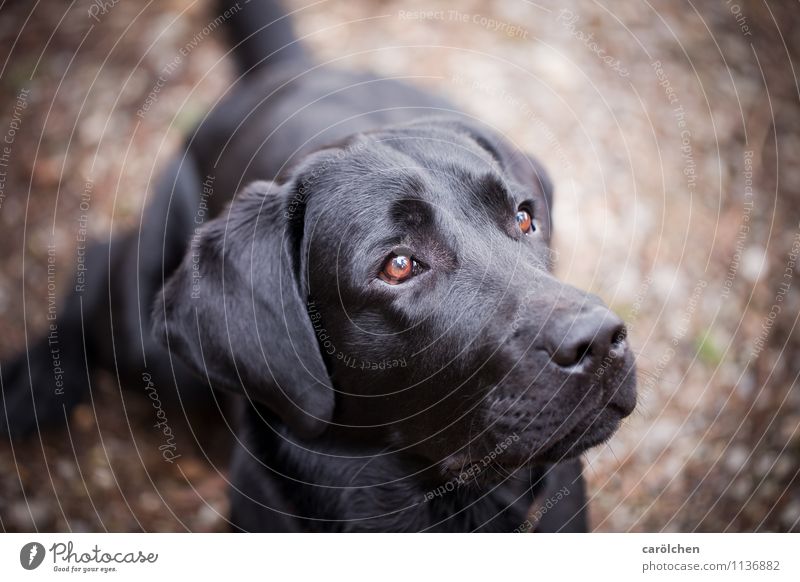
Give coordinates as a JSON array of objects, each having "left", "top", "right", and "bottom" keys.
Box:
[{"left": 547, "top": 308, "right": 627, "bottom": 370}]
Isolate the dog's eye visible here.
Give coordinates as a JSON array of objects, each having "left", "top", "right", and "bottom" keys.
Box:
[
  {"left": 516, "top": 209, "right": 535, "bottom": 234},
  {"left": 379, "top": 253, "right": 418, "bottom": 284}
]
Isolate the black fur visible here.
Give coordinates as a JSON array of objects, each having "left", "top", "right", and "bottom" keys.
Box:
[{"left": 1, "top": 0, "right": 636, "bottom": 532}]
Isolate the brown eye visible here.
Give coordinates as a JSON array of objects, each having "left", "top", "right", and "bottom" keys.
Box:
[
  {"left": 380, "top": 254, "right": 415, "bottom": 284},
  {"left": 516, "top": 209, "right": 534, "bottom": 234}
]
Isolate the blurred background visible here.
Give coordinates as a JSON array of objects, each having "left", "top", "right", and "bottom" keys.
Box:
[{"left": 0, "top": 0, "right": 798, "bottom": 532}]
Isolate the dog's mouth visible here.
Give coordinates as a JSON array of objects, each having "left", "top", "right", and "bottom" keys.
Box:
[
  {"left": 530, "top": 368, "right": 637, "bottom": 463},
  {"left": 535, "top": 404, "right": 628, "bottom": 462},
  {"left": 425, "top": 345, "right": 637, "bottom": 481},
  {"left": 438, "top": 405, "right": 625, "bottom": 481},
  {"left": 454, "top": 368, "right": 637, "bottom": 471}
]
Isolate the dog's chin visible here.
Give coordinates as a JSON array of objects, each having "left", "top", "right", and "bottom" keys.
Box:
[
  {"left": 533, "top": 405, "right": 626, "bottom": 463},
  {"left": 435, "top": 367, "right": 636, "bottom": 479},
  {"left": 451, "top": 403, "right": 631, "bottom": 475},
  {"left": 435, "top": 416, "right": 620, "bottom": 484}
]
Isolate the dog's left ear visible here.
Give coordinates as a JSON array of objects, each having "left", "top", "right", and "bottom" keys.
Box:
[{"left": 152, "top": 181, "right": 334, "bottom": 438}]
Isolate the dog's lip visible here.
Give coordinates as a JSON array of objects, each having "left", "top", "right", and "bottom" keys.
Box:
[
  {"left": 444, "top": 374, "right": 636, "bottom": 471},
  {"left": 607, "top": 399, "right": 635, "bottom": 417},
  {"left": 605, "top": 375, "right": 638, "bottom": 417}
]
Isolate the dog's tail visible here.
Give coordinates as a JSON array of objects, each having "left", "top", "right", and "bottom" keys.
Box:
[{"left": 219, "top": 0, "right": 308, "bottom": 77}]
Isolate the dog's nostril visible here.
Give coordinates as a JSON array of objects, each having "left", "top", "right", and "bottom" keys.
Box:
[
  {"left": 550, "top": 339, "right": 592, "bottom": 369},
  {"left": 611, "top": 325, "right": 627, "bottom": 348},
  {"left": 547, "top": 309, "right": 626, "bottom": 370},
  {"left": 575, "top": 341, "right": 592, "bottom": 364}
]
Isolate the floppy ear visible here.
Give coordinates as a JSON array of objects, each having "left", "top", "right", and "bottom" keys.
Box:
[{"left": 152, "top": 180, "right": 334, "bottom": 438}]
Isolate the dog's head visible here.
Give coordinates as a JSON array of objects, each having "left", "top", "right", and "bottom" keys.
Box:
[{"left": 154, "top": 117, "right": 636, "bottom": 473}]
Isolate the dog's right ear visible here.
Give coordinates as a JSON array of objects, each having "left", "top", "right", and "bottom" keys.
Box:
[{"left": 152, "top": 181, "right": 334, "bottom": 438}]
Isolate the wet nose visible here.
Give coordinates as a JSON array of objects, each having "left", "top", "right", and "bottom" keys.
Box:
[{"left": 547, "top": 308, "right": 627, "bottom": 370}]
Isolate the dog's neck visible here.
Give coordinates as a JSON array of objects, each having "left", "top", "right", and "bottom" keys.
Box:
[{"left": 231, "top": 403, "right": 546, "bottom": 532}]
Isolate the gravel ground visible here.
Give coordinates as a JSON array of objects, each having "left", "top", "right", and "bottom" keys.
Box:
[{"left": 0, "top": 0, "right": 798, "bottom": 532}]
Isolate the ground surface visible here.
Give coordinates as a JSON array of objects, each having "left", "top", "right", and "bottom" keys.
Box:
[{"left": 0, "top": 0, "right": 798, "bottom": 532}]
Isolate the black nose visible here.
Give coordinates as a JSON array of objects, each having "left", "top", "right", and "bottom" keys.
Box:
[{"left": 548, "top": 308, "right": 627, "bottom": 370}]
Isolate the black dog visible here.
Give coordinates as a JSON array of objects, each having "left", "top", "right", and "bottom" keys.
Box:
[{"left": 1, "top": 0, "right": 636, "bottom": 532}]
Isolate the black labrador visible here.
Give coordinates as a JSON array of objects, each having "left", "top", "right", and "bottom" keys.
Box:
[{"left": 1, "top": 0, "right": 636, "bottom": 532}]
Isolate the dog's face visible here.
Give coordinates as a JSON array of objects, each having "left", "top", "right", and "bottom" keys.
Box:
[{"left": 155, "top": 118, "right": 636, "bottom": 475}]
